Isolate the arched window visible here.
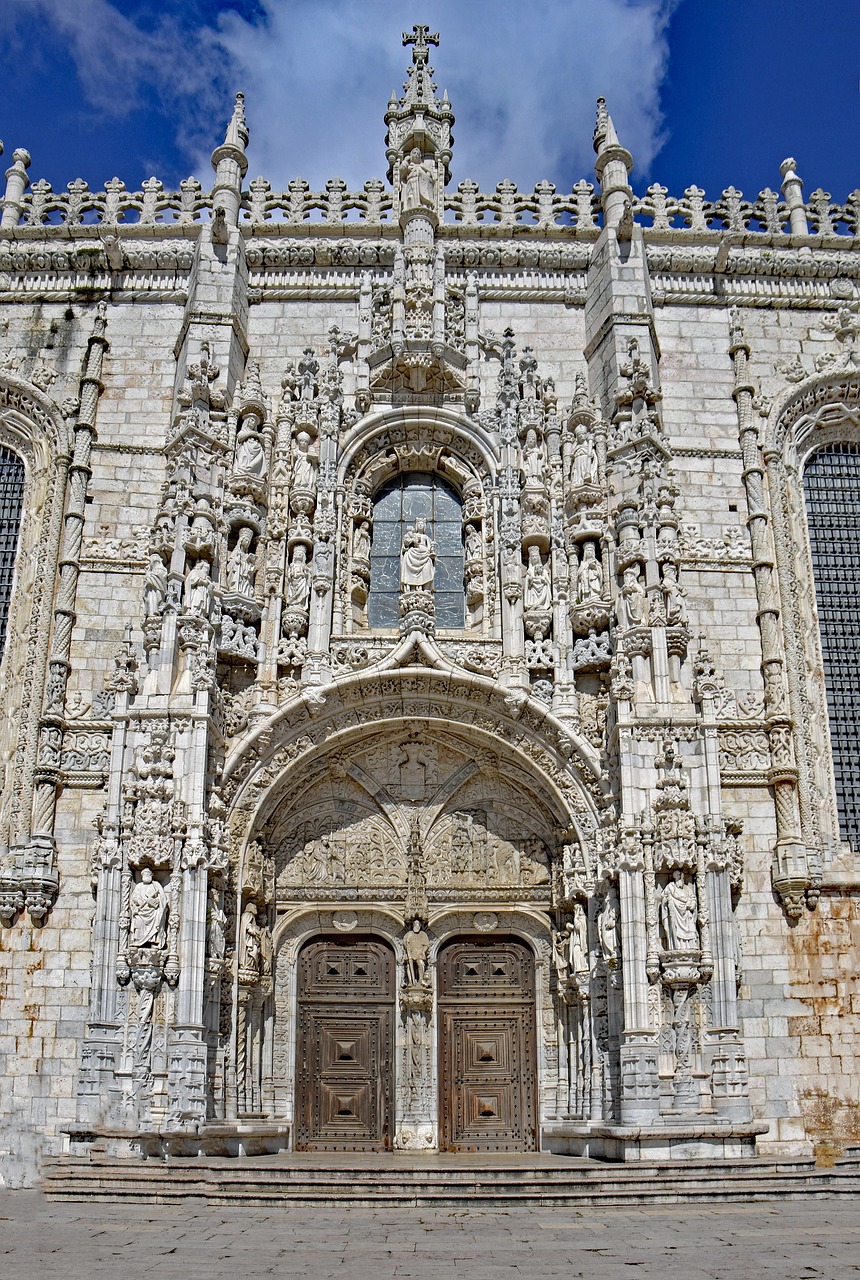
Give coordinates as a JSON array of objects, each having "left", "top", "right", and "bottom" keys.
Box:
[
  {"left": 368, "top": 471, "right": 465, "bottom": 629},
  {"left": 0, "top": 444, "right": 24, "bottom": 659},
  {"left": 803, "top": 442, "right": 860, "bottom": 847}
]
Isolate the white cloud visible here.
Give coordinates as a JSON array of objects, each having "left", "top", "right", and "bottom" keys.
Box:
[{"left": 28, "top": 0, "right": 679, "bottom": 193}]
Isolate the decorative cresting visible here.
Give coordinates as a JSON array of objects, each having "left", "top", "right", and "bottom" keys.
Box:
[
  {"left": 756, "top": 322, "right": 860, "bottom": 911},
  {"left": 0, "top": 344, "right": 93, "bottom": 925}
]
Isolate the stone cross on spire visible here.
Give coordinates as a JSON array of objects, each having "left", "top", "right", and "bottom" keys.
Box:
[
  {"left": 403, "top": 24, "right": 439, "bottom": 65},
  {"left": 385, "top": 25, "right": 453, "bottom": 186}
]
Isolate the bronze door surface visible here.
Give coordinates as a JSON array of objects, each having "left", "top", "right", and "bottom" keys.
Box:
[
  {"left": 295, "top": 937, "right": 395, "bottom": 1151},
  {"left": 438, "top": 938, "right": 538, "bottom": 1152}
]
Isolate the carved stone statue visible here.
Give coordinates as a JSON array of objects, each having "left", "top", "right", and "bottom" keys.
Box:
[
  {"left": 576, "top": 541, "right": 604, "bottom": 602},
  {"left": 524, "top": 545, "right": 551, "bottom": 611},
  {"left": 400, "top": 519, "right": 436, "bottom": 591},
  {"left": 238, "top": 901, "right": 262, "bottom": 976},
  {"left": 286, "top": 544, "right": 312, "bottom": 609},
  {"left": 403, "top": 918, "right": 430, "bottom": 986},
  {"left": 569, "top": 903, "right": 589, "bottom": 973},
  {"left": 129, "top": 867, "right": 168, "bottom": 950},
  {"left": 598, "top": 887, "right": 620, "bottom": 964},
  {"left": 660, "top": 869, "right": 699, "bottom": 951},
  {"left": 208, "top": 898, "right": 226, "bottom": 963},
  {"left": 463, "top": 522, "right": 481, "bottom": 561},
  {"left": 235, "top": 427, "right": 266, "bottom": 477},
  {"left": 226, "top": 527, "right": 255, "bottom": 596},
  {"left": 617, "top": 564, "right": 645, "bottom": 629},
  {"left": 522, "top": 428, "right": 545, "bottom": 484},
  {"left": 569, "top": 422, "right": 597, "bottom": 488},
  {"left": 662, "top": 561, "right": 688, "bottom": 625},
  {"left": 352, "top": 520, "right": 371, "bottom": 564},
  {"left": 292, "top": 431, "right": 317, "bottom": 492},
  {"left": 399, "top": 146, "right": 436, "bottom": 212},
  {"left": 184, "top": 559, "right": 212, "bottom": 617},
  {"left": 143, "top": 555, "right": 168, "bottom": 618}
]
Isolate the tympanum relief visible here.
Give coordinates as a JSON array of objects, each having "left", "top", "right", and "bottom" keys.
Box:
[{"left": 265, "top": 733, "right": 561, "bottom": 905}]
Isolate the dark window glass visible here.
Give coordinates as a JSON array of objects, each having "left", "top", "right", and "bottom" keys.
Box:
[
  {"left": 804, "top": 442, "right": 860, "bottom": 847},
  {"left": 368, "top": 471, "right": 465, "bottom": 629},
  {"left": 0, "top": 446, "right": 24, "bottom": 660}
]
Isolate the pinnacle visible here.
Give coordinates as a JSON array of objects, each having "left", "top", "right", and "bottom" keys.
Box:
[{"left": 224, "top": 92, "right": 250, "bottom": 152}]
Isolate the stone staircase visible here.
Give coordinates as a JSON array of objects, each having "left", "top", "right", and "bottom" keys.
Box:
[{"left": 40, "top": 1152, "right": 860, "bottom": 1208}]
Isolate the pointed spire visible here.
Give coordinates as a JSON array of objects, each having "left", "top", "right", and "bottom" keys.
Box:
[
  {"left": 210, "top": 91, "right": 249, "bottom": 229},
  {"left": 1, "top": 146, "right": 31, "bottom": 229},
  {"left": 224, "top": 92, "right": 249, "bottom": 152},
  {"left": 592, "top": 97, "right": 633, "bottom": 233},
  {"left": 384, "top": 26, "right": 454, "bottom": 186}
]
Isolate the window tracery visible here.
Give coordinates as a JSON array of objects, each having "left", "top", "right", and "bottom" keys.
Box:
[
  {"left": 802, "top": 442, "right": 860, "bottom": 848},
  {"left": 0, "top": 444, "right": 25, "bottom": 659}
]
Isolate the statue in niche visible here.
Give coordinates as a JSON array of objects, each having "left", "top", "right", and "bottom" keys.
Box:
[
  {"left": 524, "top": 545, "right": 551, "bottom": 611},
  {"left": 129, "top": 867, "right": 168, "bottom": 950},
  {"left": 184, "top": 559, "right": 212, "bottom": 617},
  {"left": 659, "top": 869, "right": 699, "bottom": 951},
  {"left": 286, "top": 544, "right": 312, "bottom": 609},
  {"left": 399, "top": 146, "right": 436, "bottom": 212},
  {"left": 617, "top": 564, "right": 645, "bottom": 629},
  {"left": 352, "top": 520, "right": 372, "bottom": 565},
  {"left": 400, "top": 519, "right": 436, "bottom": 591},
  {"left": 225, "top": 527, "right": 256, "bottom": 596},
  {"left": 576, "top": 542, "right": 604, "bottom": 602},
  {"left": 235, "top": 425, "right": 266, "bottom": 478},
  {"left": 238, "top": 901, "right": 262, "bottom": 976},
  {"left": 143, "top": 555, "right": 168, "bottom": 618},
  {"left": 208, "top": 898, "right": 227, "bottom": 964},
  {"left": 662, "top": 561, "right": 688, "bottom": 625},
  {"left": 598, "top": 886, "right": 620, "bottom": 965},
  {"left": 463, "top": 522, "right": 481, "bottom": 562},
  {"left": 569, "top": 422, "right": 597, "bottom": 488},
  {"left": 570, "top": 902, "right": 589, "bottom": 972},
  {"left": 292, "top": 431, "right": 317, "bottom": 491},
  {"left": 403, "top": 918, "right": 430, "bottom": 986},
  {"left": 522, "top": 428, "right": 545, "bottom": 484}
]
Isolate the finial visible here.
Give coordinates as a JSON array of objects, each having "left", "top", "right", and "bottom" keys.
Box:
[
  {"left": 224, "top": 92, "right": 249, "bottom": 151},
  {"left": 593, "top": 97, "right": 621, "bottom": 155}
]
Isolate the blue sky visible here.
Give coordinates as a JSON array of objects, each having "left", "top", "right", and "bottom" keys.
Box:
[{"left": 0, "top": 0, "right": 856, "bottom": 204}]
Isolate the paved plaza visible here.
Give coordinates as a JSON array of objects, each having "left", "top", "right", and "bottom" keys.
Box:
[{"left": 1, "top": 1192, "right": 858, "bottom": 1279}]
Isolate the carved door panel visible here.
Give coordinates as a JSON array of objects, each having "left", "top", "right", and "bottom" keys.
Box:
[
  {"left": 295, "top": 937, "right": 395, "bottom": 1151},
  {"left": 438, "top": 938, "right": 537, "bottom": 1152}
]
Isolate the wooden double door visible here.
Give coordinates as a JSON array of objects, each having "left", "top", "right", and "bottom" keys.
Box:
[
  {"left": 295, "top": 934, "right": 537, "bottom": 1153},
  {"left": 438, "top": 937, "right": 538, "bottom": 1152},
  {"left": 295, "top": 937, "right": 395, "bottom": 1150}
]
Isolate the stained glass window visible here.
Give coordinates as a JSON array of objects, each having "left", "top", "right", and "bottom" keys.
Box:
[
  {"left": 368, "top": 471, "right": 465, "bottom": 629},
  {"left": 804, "top": 442, "right": 860, "bottom": 847}
]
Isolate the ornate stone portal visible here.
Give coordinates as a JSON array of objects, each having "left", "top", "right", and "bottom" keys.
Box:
[{"left": 1, "top": 24, "right": 858, "bottom": 1184}]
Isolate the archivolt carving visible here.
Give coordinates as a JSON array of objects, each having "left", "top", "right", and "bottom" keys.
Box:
[
  {"left": 224, "top": 667, "right": 605, "bottom": 874},
  {"left": 0, "top": 379, "right": 69, "bottom": 846},
  {"left": 764, "top": 370, "right": 860, "bottom": 864}
]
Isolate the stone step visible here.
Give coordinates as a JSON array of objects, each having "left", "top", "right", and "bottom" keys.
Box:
[{"left": 40, "top": 1155, "right": 860, "bottom": 1207}]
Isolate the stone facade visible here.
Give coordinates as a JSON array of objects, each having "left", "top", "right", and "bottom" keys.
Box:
[{"left": 0, "top": 29, "right": 858, "bottom": 1184}]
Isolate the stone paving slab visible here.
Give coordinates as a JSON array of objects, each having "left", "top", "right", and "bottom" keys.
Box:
[{"left": 1, "top": 1191, "right": 859, "bottom": 1279}]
